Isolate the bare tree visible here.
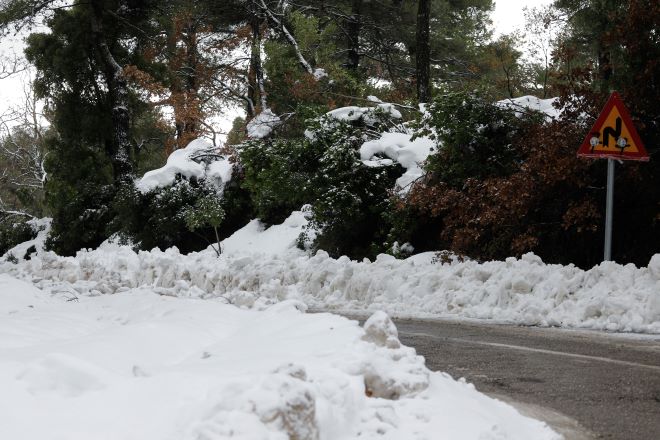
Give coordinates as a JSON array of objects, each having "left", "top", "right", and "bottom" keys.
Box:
[
  {"left": 0, "top": 74, "right": 50, "bottom": 217},
  {"left": 0, "top": 53, "right": 27, "bottom": 80}
]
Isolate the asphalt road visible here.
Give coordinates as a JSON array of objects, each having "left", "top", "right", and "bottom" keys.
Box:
[
  {"left": 337, "top": 314, "right": 660, "bottom": 439},
  {"left": 393, "top": 318, "right": 660, "bottom": 440}
]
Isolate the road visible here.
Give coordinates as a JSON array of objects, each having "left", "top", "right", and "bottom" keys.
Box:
[{"left": 343, "top": 314, "right": 660, "bottom": 439}]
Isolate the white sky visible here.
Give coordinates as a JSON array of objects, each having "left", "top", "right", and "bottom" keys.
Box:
[
  {"left": 1, "top": 0, "right": 554, "bottom": 140},
  {"left": 491, "top": 0, "right": 553, "bottom": 36}
]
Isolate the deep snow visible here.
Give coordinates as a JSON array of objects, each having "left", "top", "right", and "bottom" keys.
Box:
[
  {"left": 0, "top": 275, "right": 560, "bottom": 440},
  {"left": 3, "top": 211, "right": 659, "bottom": 334}
]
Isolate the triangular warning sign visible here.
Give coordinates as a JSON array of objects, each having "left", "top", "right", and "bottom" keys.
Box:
[{"left": 577, "top": 92, "right": 649, "bottom": 161}]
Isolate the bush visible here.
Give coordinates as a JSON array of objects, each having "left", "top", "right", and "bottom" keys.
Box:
[
  {"left": 239, "top": 138, "right": 318, "bottom": 225},
  {"left": 239, "top": 108, "right": 404, "bottom": 259},
  {"left": 418, "top": 90, "right": 542, "bottom": 187},
  {"left": 112, "top": 174, "right": 253, "bottom": 254},
  {"left": 43, "top": 138, "right": 116, "bottom": 256},
  {"left": 404, "top": 91, "right": 609, "bottom": 266},
  {"left": 0, "top": 217, "right": 39, "bottom": 256}
]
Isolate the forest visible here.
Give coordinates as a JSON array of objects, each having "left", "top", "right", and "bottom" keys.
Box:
[{"left": 0, "top": 0, "right": 658, "bottom": 268}]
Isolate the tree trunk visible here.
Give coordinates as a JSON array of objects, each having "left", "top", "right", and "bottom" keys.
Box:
[
  {"left": 249, "top": 17, "right": 268, "bottom": 112},
  {"left": 416, "top": 0, "right": 431, "bottom": 103},
  {"left": 346, "top": 0, "right": 362, "bottom": 72},
  {"left": 180, "top": 19, "right": 201, "bottom": 147},
  {"left": 89, "top": 0, "right": 132, "bottom": 183}
]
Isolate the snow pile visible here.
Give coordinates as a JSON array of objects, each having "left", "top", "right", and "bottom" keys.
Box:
[
  {"left": 247, "top": 109, "right": 282, "bottom": 139},
  {"left": 2, "top": 211, "right": 659, "bottom": 333},
  {"left": 360, "top": 132, "right": 435, "bottom": 192},
  {"left": 0, "top": 275, "right": 559, "bottom": 440},
  {"left": 221, "top": 209, "right": 311, "bottom": 256},
  {"left": 136, "top": 139, "right": 232, "bottom": 193},
  {"left": 497, "top": 95, "right": 561, "bottom": 119}
]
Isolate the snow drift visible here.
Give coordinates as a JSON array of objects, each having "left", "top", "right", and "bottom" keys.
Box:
[
  {"left": 2, "top": 211, "right": 659, "bottom": 333},
  {"left": 0, "top": 275, "right": 559, "bottom": 440}
]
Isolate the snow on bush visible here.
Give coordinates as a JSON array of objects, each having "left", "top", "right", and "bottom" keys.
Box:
[
  {"left": 247, "top": 108, "right": 282, "bottom": 139},
  {"left": 326, "top": 102, "right": 402, "bottom": 123},
  {"left": 0, "top": 274, "right": 560, "bottom": 440},
  {"left": 2, "top": 217, "right": 51, "bottom": 261},
  {"left": 360, "top": 132, "right": 434, "bottom": 193},
  {"left": 337, "top": 95, "right": 558, "bottom": 196},
  {"left": 496, "top": 95, "right": 561, "bottom": 119},
  {"left": 135, "top": 138, "right": 232, "bottom": 193},
  {"left": 2, "top": 211, "right": 659, "bottom": 333}
]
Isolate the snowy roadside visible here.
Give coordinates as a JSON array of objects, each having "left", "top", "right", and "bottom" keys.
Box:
[
  {"left": 0, "top": 274, "right": 560, "bottom": 440},
  {"left": 2, "top": 211, "right": 659, "bottom": 334}
]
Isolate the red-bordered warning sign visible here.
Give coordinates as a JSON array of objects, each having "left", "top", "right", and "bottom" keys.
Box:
[{"left": 577, "top": 92, "right": 649, "bottom": 161}]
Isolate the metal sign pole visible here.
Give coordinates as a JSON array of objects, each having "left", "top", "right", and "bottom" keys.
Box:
[{"left": 604, "top": 158, "right": 615, "bottom": 261}]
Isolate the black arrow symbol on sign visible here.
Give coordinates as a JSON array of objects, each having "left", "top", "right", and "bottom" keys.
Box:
[{"left": 602, "top": 117, "right": 622, "bottom": 148}]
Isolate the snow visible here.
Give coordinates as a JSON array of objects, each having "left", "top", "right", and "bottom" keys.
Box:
[
  {"left": 3, "top": 211, "right": 659, "bottom": 334},
  {"left": 326, "top": 103, "right": 402, "bottom": 124},
  {"left": 313, "top": 67, "right": 328, "bottom": 80},
  {"left": 221, "top": 210, "right": 310, "bottom": 256},
  {"left": 497, "top": 95, "right": 561, "bottom": 119},
  {"left": 247, "top": 109, "right": 282, "bottom": 139},
  {"left": 3, "top": 217, "right": 51, "bottom": 260},
  {"left": 313, "top": 102, "right": 433, "bottom": 194},
  {"left": 359, "top": 132, "right": 435, "bottom": 193},
  {"left": 0, "top": 274, "right": 559, "bottom": 440},
  {"left": 136, "top": 138, "right": 232, "bottom": 194}
]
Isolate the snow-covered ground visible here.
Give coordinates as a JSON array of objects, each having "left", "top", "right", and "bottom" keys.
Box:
[
  {"left": 0, "top": 274, "right": 560, "bottom": 440},
  {"left": 3, "top": 211, "right": 659, "bottom": 334}
]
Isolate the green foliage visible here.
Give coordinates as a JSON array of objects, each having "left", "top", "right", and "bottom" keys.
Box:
[
  {"left": 239, "top": 137, "right": 318, "bottom": 225},
  {"left": 0, "top": 217, "right": 38, "bottom": 257},
  {"left": 226, "top": 117, "right": 247, "bottom": 146},
  {"left": 185, "top": 194, "right": 225, "bottom": 231},
  {"left": 43, "top": 138, "right": 115, "bottom": 255},
  {"left": 420, "top": 90, "right": 541, "bottom": 187},
  {"left": 112, "top": 175, "right": 252, "bottom": 254},
  {"left": 307, "top": 124, "right": 403, "bottom": 259},
  {"left": 239, "top": 108, "right": 404, "bottom": 259},
  {"left": 21, "top": 6, "right": 169, "bottom": 255},
  {"left": 112, "top": 179, "right": 210, "bottom": 253}
]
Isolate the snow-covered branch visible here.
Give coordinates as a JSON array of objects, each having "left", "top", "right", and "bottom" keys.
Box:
[{"left": 254, "top": 0, "right": 315, "bottom": 76}]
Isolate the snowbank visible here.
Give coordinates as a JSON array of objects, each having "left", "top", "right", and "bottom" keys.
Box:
[
  {"left": 0, "top": 274, "right": 559, "bottom": 440},
  {"left": 2, "top": 211, "right": 659, "bottom": 333},
  {"left": 136, "top": 139, "right": 232, "bottom": 193}
]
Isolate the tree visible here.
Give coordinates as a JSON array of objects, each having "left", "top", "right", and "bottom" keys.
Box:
[
  {"left": 185, "top": 193, "right": 226, "bottom": 256},
  {"left": 0, "top": 75, "right": 51, "bottom": 218},
  {"left": 416, "top": 0, "right": 431, "bottom": 103},
  {"left": 1, "top": 1, "right": 170, "bottom": 254}
]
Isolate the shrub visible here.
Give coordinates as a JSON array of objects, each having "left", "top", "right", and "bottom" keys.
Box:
[
  {"left": 239, "top": 108, "right": 404, "bottom": 259},
  {"left": 112, "top": 171, "right": 253, "bottom": 254},
  {"left": 418, "top": 90, "right": 542, "bottom": 187},
  {"left": 0, "top": 217, "right": 39, "bottom": 256},
  {"left": 404, "top": 91, "right": 609, "bottom": 266},
  {"left": 239, "top": 138, "right": 318, "bottom": 225}
]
